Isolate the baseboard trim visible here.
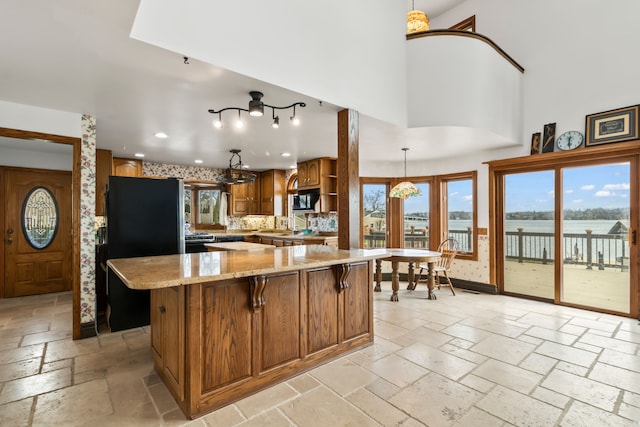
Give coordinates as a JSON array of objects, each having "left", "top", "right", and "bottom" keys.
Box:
[
  {"left": 381, "top": 273, "right": 497, "bottom": 295},
  {"left": 80, "top": 321, "right": 97, "bottom": 339}
]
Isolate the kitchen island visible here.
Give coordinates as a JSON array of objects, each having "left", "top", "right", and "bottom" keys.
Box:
[{"left": 107, "top": 245, "right": 387, "bottom": 419}]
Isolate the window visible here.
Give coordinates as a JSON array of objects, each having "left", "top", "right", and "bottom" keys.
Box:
[
  {"left": 187, "top": 184, "right": 225, "bottom": 229},
  {"left": 438, "top": 172, "right": 477, "bottom": 258},
  {"left": 362, "top": 181, "right": 388, "bottom": 248},
  {"left": 403, "top": 182, "right": 430, "bottom": 249}
]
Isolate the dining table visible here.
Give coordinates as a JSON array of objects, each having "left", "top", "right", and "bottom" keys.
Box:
[{"left": 374, "top": 248, "right": 441, "bottom": 301}]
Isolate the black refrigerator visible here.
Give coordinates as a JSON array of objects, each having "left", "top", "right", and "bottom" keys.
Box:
[{"left": 105, "top": 176, "right": 185, "bottom": 331}]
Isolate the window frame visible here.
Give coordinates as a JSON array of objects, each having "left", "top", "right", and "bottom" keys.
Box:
[
  {"left": 435, "top": 171, "right": 478, "bottom": 260},
  {"left": 359, "top": 172, "right": 478, "bottom": 260}
]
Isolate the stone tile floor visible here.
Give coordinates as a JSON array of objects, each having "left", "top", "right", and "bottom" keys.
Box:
[{"left": 1, "top": 286, "right": 640, "bottom": 426}]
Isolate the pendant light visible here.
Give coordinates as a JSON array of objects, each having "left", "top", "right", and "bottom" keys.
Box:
[
  {"left": 390, "top": 148, "right": 422, "bottom": 199},
  {"left": 407, "top": 0, "right": 430, "bottom": 34}
]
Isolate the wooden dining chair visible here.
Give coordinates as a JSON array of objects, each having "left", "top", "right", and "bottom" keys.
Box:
[{"left": 416, "top": 238, "right": 459, "bottom": 295}]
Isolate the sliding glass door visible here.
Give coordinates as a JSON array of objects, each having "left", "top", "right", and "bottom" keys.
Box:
[
  {"left": 561, "top": 163, "right": 630, "bottom": 312},
  {"left": 496, "top": 155, "right": 636, "bottom": 316},
  {"left": 503, "top": 171, "right": 556, "bottom": 299}
]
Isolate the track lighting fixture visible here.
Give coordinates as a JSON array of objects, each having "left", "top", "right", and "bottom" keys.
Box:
[
  {"left": 290, "top": 105, "right": 300, "bottom": 126},
  {"left": 216, "top": 149, "right": 257, "bottom": 185},
  {"left": 208, "top": 91, "right": 305, "bottom": 130}
]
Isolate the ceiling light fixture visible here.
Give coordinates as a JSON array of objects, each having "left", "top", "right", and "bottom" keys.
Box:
[
  {"left": 390, "top": 148, "right": 422, "bottom": 199},
  {"left": 407, "top": 0, "right": 430, "bottom": 34},
  {"left": 208, "top": 91, "right": 305, "bottom": 130},
  {"left": 216, "top": 149, "right": 257, "bottom": 185},
  {"left": 154, "top": 132, "right": 168, "bottom": 138},
  {"left": 290, "top": 105, "right": 300, "bottom": 126}
]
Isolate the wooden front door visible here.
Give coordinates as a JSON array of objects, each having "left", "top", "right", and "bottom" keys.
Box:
[{"left": 2, "top": 167, "right": 72, "bottom": 297}]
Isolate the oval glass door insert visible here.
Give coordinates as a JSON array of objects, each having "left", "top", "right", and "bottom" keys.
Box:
[{"left": 22, "top": 186, "right": 59, "bottom": 249}]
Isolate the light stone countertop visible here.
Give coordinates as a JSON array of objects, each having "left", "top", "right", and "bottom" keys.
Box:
[{"left": 107, "top": 246, "right": 389, "bottom": 290}]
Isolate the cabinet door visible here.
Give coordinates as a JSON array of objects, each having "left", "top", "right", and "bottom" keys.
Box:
[
  {"left": 306, "top": 159, "right": 321, "bottom": 187},
  {"left": 297, "top": 162, "right": 308, "bottom": 189},
  {"left": 112, "top": 157, "right": 142, "bottom": 177},
  {"left": 260, "top": 169, "right": 284, "bottom": 216},
  {"left": 230, "top": 183, "right": 249, "bottom": 215},
  {"left": 95, "top": 149, "right": 112, "bottom": 216},
  {"left": 150, "top": 287, "right": 185, "bottom": 401}
]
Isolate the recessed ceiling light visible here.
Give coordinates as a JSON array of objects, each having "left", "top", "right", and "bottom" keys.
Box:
[
  {"left": 242, "top": 164, "right": 250, "bottom": 169},
  {"left": 281, "top": 152, "right": 291, "bottom": 157},
  {"left": 290, "top": 164, "right": 297, "bottom": 169},
  {"left": 194, "top": 159, "right": 203, "bottom": 164},
  {"left": 154, "top": 132, "right": 168, "bottom": 138},
  {"left": 134, "top": 153, "right": 145, "bottom": 158}
]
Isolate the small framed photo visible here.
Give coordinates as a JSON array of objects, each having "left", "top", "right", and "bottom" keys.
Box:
[
  {"left": 585, "top": 105, "right": 639, "bottom": 146},
  {"left": 530, "top": 132, "right": 541, "bottom": 154}
]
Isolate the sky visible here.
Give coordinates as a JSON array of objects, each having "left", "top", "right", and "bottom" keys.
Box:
[
  {"left": 364, "top": 162, "right": 631, "bottom": 215},
  {"left": 505, "top": 163, "right": 630, "bottom": 212}
]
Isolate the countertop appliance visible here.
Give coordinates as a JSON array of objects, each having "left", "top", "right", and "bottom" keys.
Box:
[
  {"left": 185, "top": 232, "right": 215, "bottom": 253},
  {"left": 293, "top": 189, "right": 320, "bottom": 211},
  {"left": 105, "top": 176, "right": 184, "bottom": 332}
]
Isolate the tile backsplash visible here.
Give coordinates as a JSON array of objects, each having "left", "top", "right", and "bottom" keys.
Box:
[{"left": 228, "top": 213, "right": 337, "bottom": 232}]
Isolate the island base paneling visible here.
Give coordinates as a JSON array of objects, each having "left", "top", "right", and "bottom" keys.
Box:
[{"left": 151, "top": 260, "right": 374, "bottom": 419}]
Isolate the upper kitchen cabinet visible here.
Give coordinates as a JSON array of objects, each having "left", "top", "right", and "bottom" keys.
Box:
[
  {"left": 112, "top": 157, "right": 142, "bottom": 177},
  {"left": 260, "top": 169, "right": 285, "bottom": 216},
  {"left": 297, "top": 159, "right": 320, "bottom": 190},
  {"left": 229, "top": 175, "right": 261, "bottom": 215},
  {"left": 95, "top": 149, "right": 113, "bottom": 216},
  {"left": 297, "top": 158, "right": 337, "bottom": 212}
]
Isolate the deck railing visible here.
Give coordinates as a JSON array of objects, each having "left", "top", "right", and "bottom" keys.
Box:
[
  {"left": 506, "top": 228, "right": 628, "bottom": 270},
  {"left": 364, "top": 228, "right": 473, "bottom": 252},
  {"left": 363, "top": 228, "right": 628, "bottom": 270}
]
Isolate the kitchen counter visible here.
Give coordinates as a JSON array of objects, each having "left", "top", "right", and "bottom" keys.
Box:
[
  {"left": 107, "top": 246, "right": 387, "bottom": 418},
  {"left": 107, "top": 245, "right": 385, "bottom": 290}
]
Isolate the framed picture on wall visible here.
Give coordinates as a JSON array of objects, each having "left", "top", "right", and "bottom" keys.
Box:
[{"left": 585, "top": 105, "right": 639, "bottom": 147}]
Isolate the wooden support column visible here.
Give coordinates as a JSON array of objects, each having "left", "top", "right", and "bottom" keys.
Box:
[{"left": 337, "top": 109, "right": 359, "bottom": 249}]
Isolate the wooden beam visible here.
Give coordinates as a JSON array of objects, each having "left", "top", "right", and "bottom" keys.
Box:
[{"left": 337, "top": 109, "right": 359, "bottom": 249}]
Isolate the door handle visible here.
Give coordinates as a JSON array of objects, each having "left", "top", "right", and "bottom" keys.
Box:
[
  {"left": 6, "top": 238, "right": 12, "bottom": 244},
  {"left": 7, "top": 228, "right": 13, "bottom": 234}
]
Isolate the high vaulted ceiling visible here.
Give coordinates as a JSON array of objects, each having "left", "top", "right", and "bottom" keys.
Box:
[{"left": 1, "top": 0, "right": 504, "bottom": 173}]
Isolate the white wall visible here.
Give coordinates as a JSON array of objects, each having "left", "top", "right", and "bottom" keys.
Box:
[
  {"left": 131, "top": 0, "right": 408, "bottom": 127},
  {"left": 0, "top": 100, "right": 81, "bottom": 137},
  {"left": 432, "top": 0, "right": 640, "bottom": 148},
  {"left": 0, "top": 143, "right": 72, "bottom": 170},
  {"left": 406, "top": 35, "right": 522, "bottom": 143}
]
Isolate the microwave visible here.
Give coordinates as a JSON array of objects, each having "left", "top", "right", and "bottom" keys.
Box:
[{"left": 293, "top": 190, "right": 320, "bottom": 211}]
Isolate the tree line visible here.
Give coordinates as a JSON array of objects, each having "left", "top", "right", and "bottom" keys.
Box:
[{"left": 506, "top": 208, "right": 629, "bottom": 221}]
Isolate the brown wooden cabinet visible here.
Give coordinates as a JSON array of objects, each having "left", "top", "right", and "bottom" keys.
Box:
[
  {"left": 297, "top": 158, "right": 337, "bottom": 212},
  {"left": 112, "top": 157, "right": 142, "bottom": 177},
  {"left": 229, "top": 175, "right": 261, "bottom": 215},
  {"left": 150, "top": 286, "right": 185, "bottom": 402},
  {"left": 260, "top": 169, "right": 285, "bottom": 216},
  {"left": 297, "top": 159, "right": 321, "bottom": 190},
  {"left": 149, "top": 260, "right": 373, "bottom": 418},
  {"left": 95, "top": 149, "right": 112, "bottom": 216}
]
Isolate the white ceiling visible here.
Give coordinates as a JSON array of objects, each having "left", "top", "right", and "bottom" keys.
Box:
[{"left": 0, "top": 0, "right": 479, "bottom": 172}]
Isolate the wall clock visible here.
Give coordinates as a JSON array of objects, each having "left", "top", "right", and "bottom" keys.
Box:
[
  {"left": 556, "top": 131, "right": 584, "bottom": 150},
  {"left": 541, "top": 123, "right": 556, "bottom": 153}
]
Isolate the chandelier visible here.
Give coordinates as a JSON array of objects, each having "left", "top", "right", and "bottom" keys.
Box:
[
  {"left": 208, "top": 91, "right": 306, "bottom": 129},
  {"left": 407, "top": 0, "right": 430, "bottom": 34},
  {"left": 390, "top": 148, "right": 422, "bottom": 199},
  {"left": 216, "top": 149, "right": 257, "bottom": 185}
]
